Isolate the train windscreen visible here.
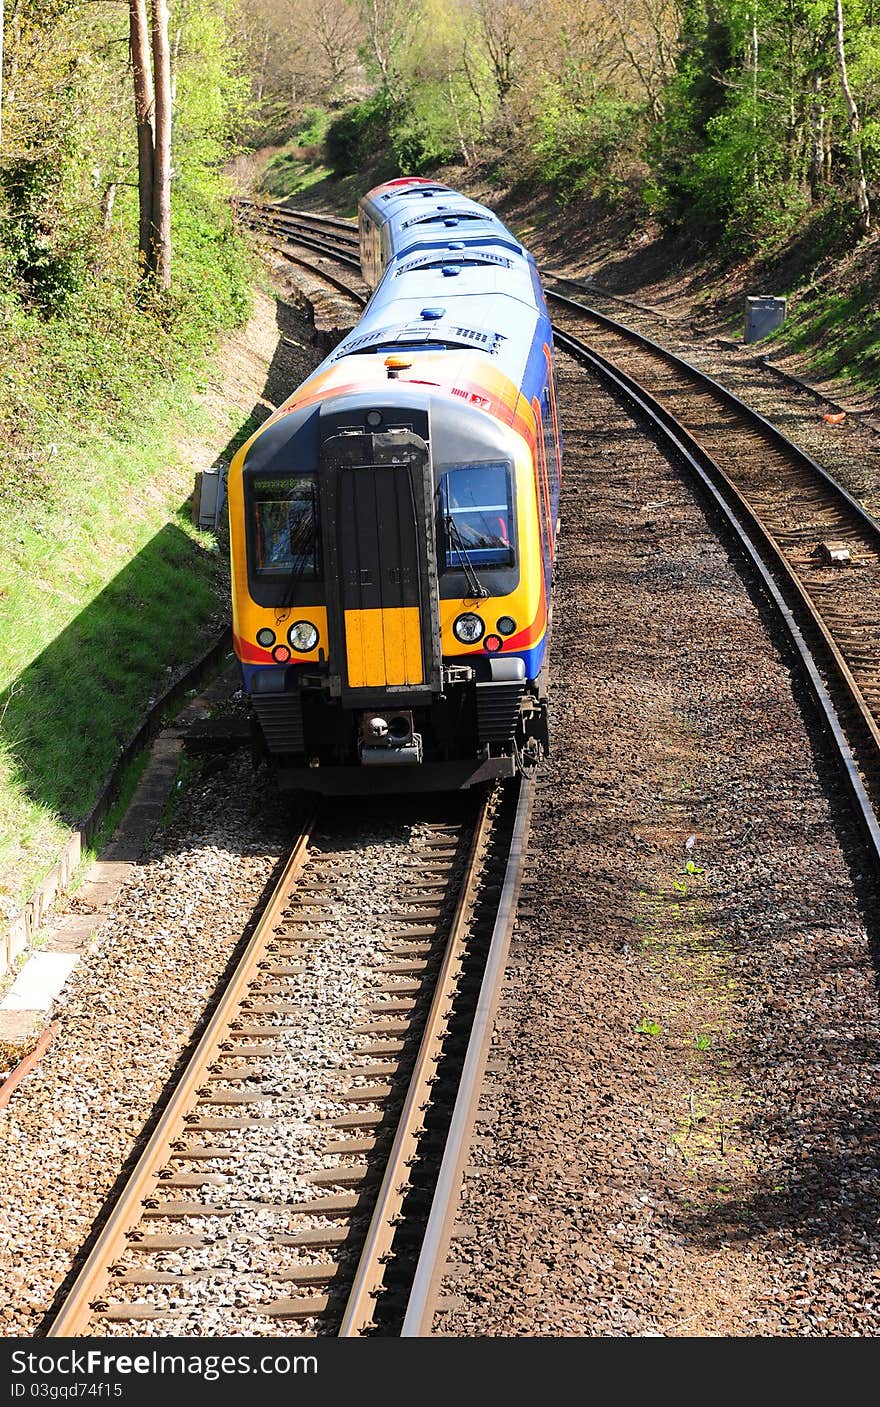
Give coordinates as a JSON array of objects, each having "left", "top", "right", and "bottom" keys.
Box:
[
  {"left": 251, "top": 474, "right": 319, "bottom": 578},
  {"left": 437, "top": 462, "right": 514, "bottom": 569}
]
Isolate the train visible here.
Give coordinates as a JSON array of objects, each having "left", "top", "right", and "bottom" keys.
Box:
[{"left": 226, "top": 177, "right": 561, "bottom": 794}]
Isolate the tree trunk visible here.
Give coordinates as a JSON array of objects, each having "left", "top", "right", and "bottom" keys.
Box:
[
  {"left": 447, "top": 73, "right": 472, "bottom": 167},
  {"left": 750, "top": 4, "right": 759, "bottom": 187},
  {"left": 0, "top": 0, "right": 5, "bottom": 153},
  {"left": 256, "top": 28, "right": 268, "bottom": 104},
  {"left": 170, "top": 24, "right": 181, "bottom": 108},
  {"left": 129, "top": 0, "right": 155, "bottom": 274},
  {"left": 834, "top": 0, "right": 870, "bottom": 234},
  {"left": 808, "top": 73, "right": 824, "bottom": 202},
  {"left": 150, "top": 0, "right": 172, "bottom": 288},
  {"left": 101, "top": 183, "right": 117, "bottom": 229}
]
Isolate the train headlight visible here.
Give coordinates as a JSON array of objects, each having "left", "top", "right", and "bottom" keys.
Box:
[
  {"left": 288, "top": 620, "right": 319, "bottom": 653},
  {"left": 256, "top": 627, "right": 276, "bottom": 648},
  {"left": 453, "top": 612, "right": 484, "bottom": 645},
  {"left": 496, "top": 616, "right": 516, "bottom": 636}
]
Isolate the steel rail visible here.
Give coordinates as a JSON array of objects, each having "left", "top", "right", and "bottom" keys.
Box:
[
  {"left": 546, "top": 271, "right": 677, "bottom": 324},
  {"left": 46, "top": 816, "right": 317, "bottom": 1337},
  {"left": 546, "top": 299, "right": 880, "bottom": 775},
  {"left": 401, "top": 774, "right": 533, "bottom": 1336},
  {"left": 546, "top": 287, "right": 880, "bottom": 547},
  {"left": 263, "top": 211, "right": 358, "bottom": 243},
  {"left": 552, "top": 324, "right": 880, "bottom": 866},
  {"left": 236, "top": 197, "right": 357, "bottom": 235},
  {"left": 247, "top": 212, "right": 360, "bottom": 256},
  {"left": 243, "top": 217, "right": 364, "bottom": 277},
  {"left": 272, "top": 241, "right": 366, "bottom": 307},
  {"left": 338, "top": 789, "right": 498, "bottom": 1335}
]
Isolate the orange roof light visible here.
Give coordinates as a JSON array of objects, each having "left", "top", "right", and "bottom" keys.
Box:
[{"left": 385, "top": 355, "right": 413, "bottom": 379}]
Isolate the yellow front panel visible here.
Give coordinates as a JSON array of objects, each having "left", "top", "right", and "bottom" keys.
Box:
[{"left": 344, "top": 607, "right": 424, "bottom": 688}]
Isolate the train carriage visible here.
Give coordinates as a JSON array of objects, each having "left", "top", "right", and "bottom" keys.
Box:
[{"left": 227, "top": 178, "right": 561, "bottom": 793}]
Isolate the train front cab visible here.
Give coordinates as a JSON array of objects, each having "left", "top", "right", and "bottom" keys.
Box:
[{"left": 230, "top": 390, "right": 549, "bottom": 794}]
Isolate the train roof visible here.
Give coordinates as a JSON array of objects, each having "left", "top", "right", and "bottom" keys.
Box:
[
  {"left": 330, "top": 260, "right": 542, "bottom": 389},
  {"left": 269, "top": 180, "right": 551, "bottom": 412},
  {"left": 360, "top": 182, "right": 512, "bottom": 253},
  {"left": 348, "top": 182, "right": 546, "bottom": 391}
]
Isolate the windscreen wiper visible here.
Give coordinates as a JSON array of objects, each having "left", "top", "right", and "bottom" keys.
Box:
[
  {"left": 278, "top": 509, "right": 317, "bottom": 613},
  {"left": 445, "top": 513, "right": 489, "bottom": 599}
]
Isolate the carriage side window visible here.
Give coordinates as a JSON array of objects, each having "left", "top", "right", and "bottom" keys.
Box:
[
  {"left": 438, "top": 462, "right": 514, "bottom": 570},
  {"left": 251, "top": 475, "right": 319, "bottom": 578}
]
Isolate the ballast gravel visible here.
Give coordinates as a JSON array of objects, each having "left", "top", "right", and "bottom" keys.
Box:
[
  {"left": 436, "top": 352, "right": 880, "bottom": 1337},
  {"left": 0, "top": 755, "right": 466, "bottom": 1338},
  {"left": 0, "top": 756, "right": 288, "bottom": 1334}
]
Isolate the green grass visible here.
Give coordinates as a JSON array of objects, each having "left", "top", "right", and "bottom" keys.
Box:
[
  {"left": 260, "top": 152, "right": 334, "bottom": 201},
  {"left": 0, "top": 188, "right": 255, "bottom": 920},
  {"left": 0, "top": 394, "right": 229, "bottom": 909},
  {"left": 774, "top": 282, "right": 880, "bottom": 393}
]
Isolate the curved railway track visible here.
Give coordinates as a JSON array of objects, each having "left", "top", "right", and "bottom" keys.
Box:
[
  {"left": 14, "top": 194, "right": 879, "bottom": 1342},
  {"left": 190, "top": 198, "right": 880, "bottom": 1335},
  {"left": 545, "top": 297, "right": 880, "bottom": 845},
  {"left": 47, "top": 782, "right": 531, "bottom": 1337},
  {"left": 236, "top": 199, "right": 880, "bottom": 852}
]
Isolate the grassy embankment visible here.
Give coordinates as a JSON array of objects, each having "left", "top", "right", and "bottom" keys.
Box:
[
  {"left": 0, "top": 197, "right": 257, "bottom": 925},
  {"left": 769, "top": 237, "right": 880, "bottom": 395},
  {"left": 258, "top": 109, "right": 335, "bottom": 203}
]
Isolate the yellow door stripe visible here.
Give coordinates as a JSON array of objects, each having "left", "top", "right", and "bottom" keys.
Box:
[{"left": 344, "top": 607, "right": 424, "bottom": 687}]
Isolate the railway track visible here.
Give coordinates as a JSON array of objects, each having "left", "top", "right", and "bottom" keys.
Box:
[
  {"left": 545, "top": 298, "right": 880, "bottom": 843},
  {"left": 212, "top": 201, "right": 880, "bottom": 1335},
  {"left": 47, "top": 783, "right": 531, "bottom": 1337},
  {"left": 235, "top": 199, "right": 365, "bottom": 306},
  {"left": 236, "top": 201, "right": 880, "bottom": 846}
]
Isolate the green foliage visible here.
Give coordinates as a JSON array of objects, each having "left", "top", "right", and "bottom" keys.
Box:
[
  {"left": 0, "top": 0, "right": 256, "bottom": 912},
  {"left": 325, "top": 92, "right": 398, "bottom": 177},
  {"left": 652, "top": 0, "right": 880, "bottom": 249},
  {"left": 775, "top": 251, "right": 880, "bottom": 389},
  {"left": 173, "top": 4, "right": 251, "bottom": 191},
  {"left": 0, "top": 155, "right": 87, "bottom": 316},
  {"left": 391, "top": 96, "right": 458, "bottom": 176},
  {"left": 0, "top": 2, "right": 254, "bottom": 506},
  {"left": 261, "top": 108, "right": 333, "bottom": 198},
  {"left": 323, "top": 80, "right": 462, "bottom": 182},
  {"left": 534, "top": 89, "right": 642, "bottom": 202},
  {"left": 0, "top": 181, "right": 253, "bottom": 505},
  {"left": 295, "top": 106, "right": 333, "bottom": 151}
]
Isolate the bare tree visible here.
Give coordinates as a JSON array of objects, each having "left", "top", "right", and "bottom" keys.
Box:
[
  {"left": 605, "top": 0, "right": 680, "bottom": 119},
  {"left": 314, "top": 0, "right": 362, "bottom": 93},
  {"left": 475, "top": 0, "right": 524, "bottom": 108},
  {"left": 129, "top": 0, "right": 154, "bottom": 273},
  {"left": 750, "top": 1, "right": 758, "bottom": 187},
  {"left": 834, "top": 0, "right": 870, "bottom": 234},
  {"left": 0, "top": 0, "right": 5, "bottom": 152},
  {"left": 360, "top": 0, "right": 416, "bottom": 101},
  {"left": 808, "top": 72, "right": 825, "bottom": 202},
  {"left": 150, "top": 0, "right": 172, "bottom": 286}
]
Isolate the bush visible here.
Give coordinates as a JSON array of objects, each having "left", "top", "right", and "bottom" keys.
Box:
[
  {"left": 533, "top": 90, "right": 642, "bottom": 202},
  {"left": 325, "top": 92, "right": 397, "bottom": 177},
  {"left": 0, "top": 154, "right": 88, "bottom": 316}
]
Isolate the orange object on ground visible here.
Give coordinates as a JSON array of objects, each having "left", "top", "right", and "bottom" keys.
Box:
[
  {"left": 822, "top": 411, "right": 846, "bottom": 423},
  {"left": 0, "top": 1020, "right": 59, "bottom": 1108}
]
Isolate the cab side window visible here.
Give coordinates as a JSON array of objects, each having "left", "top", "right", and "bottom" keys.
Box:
[
  {"left": 437, "top": 462, "right": 514, "bottom": 569},
  {"left": 251, "top": 475, "right": 319, "bottom": 578}
]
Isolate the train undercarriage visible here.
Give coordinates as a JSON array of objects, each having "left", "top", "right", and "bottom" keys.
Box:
[{"left": 249, "top": 658, "right": 549, "bottom": 794}]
